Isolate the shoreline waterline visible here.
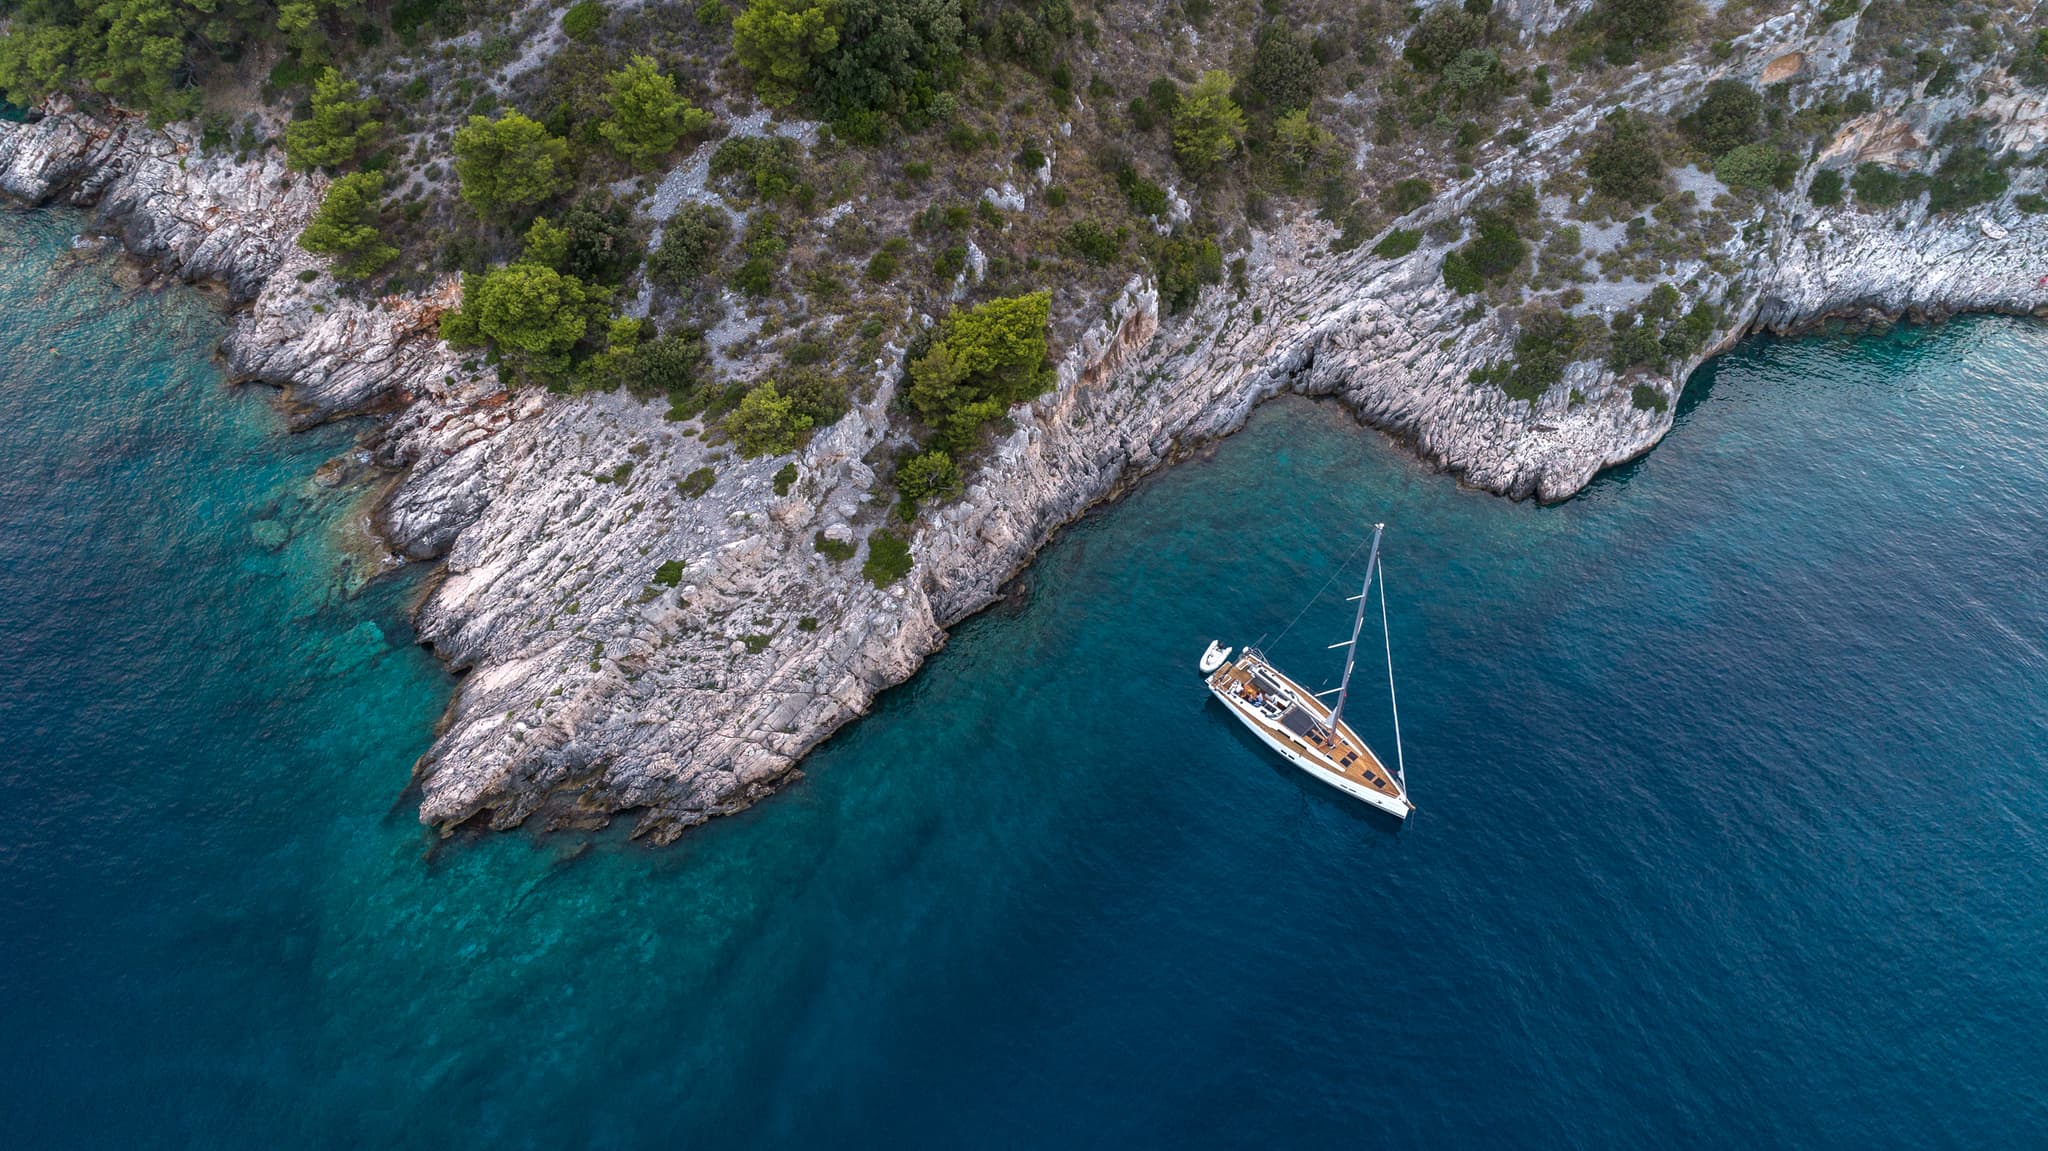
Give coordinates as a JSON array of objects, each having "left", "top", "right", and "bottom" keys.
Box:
[{"left": 5, "top": 201, "right": 2047, "bottom": 1147}]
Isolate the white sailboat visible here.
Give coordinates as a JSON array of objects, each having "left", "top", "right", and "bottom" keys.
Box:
[{"left": 1199, "top": 524, "right": 1412, "bottom": 819}]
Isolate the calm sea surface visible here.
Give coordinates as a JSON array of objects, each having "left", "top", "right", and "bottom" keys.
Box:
[{"left": 3, "top": 204, "right": 2045, "bottom": 1147}]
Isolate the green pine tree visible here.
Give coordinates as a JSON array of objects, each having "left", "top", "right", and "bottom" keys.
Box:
[
  {"left": 284, "top": 69, "right": 384, "bottom": 172},
  {"left": 452, "top": 112, "right": 572, "bottom": 218},
  {"left": 598, "top": 56, "right": 716, "bottom": 169},
  {"left": 297, "top": 171, "right": 397, "bottom": 279}
]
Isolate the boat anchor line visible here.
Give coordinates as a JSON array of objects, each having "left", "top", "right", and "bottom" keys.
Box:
[{"left": 1198, "top": 523, "right": 1413, "bottom": 819}]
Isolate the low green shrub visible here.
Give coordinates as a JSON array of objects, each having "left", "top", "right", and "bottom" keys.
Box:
[
  {"left": 561, "top": 0, "right": 605, "bottom": 40},
  {"left": 863, "top": 530, "right": 914, "bottom": 587},
  {"left": 525, "top": 195, "right": 645, "bottom": 288},
  {"left": 678, "top": 467, "right": 717, "bottom": 498},
  {"left": 1152, "top": 231, "right": 1223, "bottom": 313},
  {"left": 865, "top": 238, "right": 907, "bottom": 282},
  {"left": 392, "top": 0, "right": 462, "bottom": 45},
  {"left": 1117, "top": 165, "right": 1170, "bottom": 218},
  {"left": 1714, "top": 143, "right": 1784, "bottom": 193},
  {"left": 1679, "top": 79, "right": 1762, "bottom": 159},
  {"left": 1064, "top": 219, "right": 1127, "bottom": 264},
  {"left": 1586, "top": 109, "right": 1666, "bottom": 208},
  {"left": 1441, "top": 211, "right": 1525, "bottom": 295},
  {"left": 1926, "top": 145, "right": 2008, "bottom": 214},
  {"left": 814, "top": 532, "right": 857, "bottom": 561},
  {"left": 708, "top": 136, "right": 812, "bottom": 208},
  {"left": 1405, "top": 4, "right": 1485, "bottom": 73},
  {"left": 725, "top": 382, "right": 811, "bottom": 456},
  {"left": 584, "top": 327, "right": 705, "bottom": 407},
  {"left": 1850, "top": 162, "right": 1922, "bottom": 209},
  {"left": 1145, "top": 77, "right": 1180, "bottom": 120},
  {"left": 730, "top": 211, "right": 787, "bottom": 297},
  {"left": 1443, "top": 251, "right": 1485, "bottom": 295},
  {"left": 945, "top": 122, "right": 984, "bottom": 153},
  {"left": 1809, "top": 168, "right": 1845, "bottom": 207},
  {"left": 652, "top": 559, "right": 688, "bottom": 586},
  {"left": 1329, "top": 203, "right": 1375, "bottom": 253},
  {"left": 648, "top": 204, "right": 730, "bottom": 291},
  {"left": 1372, "top": 228, "right": 1421, "bottom": 259},
  {"left": 772, "top": 462, "right": 799, "bottom": 496},
  {"left": 1383, "top": 177, "right": 1434, "bottom": 214},
  {"left": 892, "top": 449, "right": 961, "bottom": 516},
  {"left": 1606, "top": 285, "right": 1719, "bottom": 376},
  {"left": 1244, "top": 23, "right": 1319, "bottom": 113},
  {"left": 1498, "top": 307, "right": 1589, "bottom": 402},
  {"left": 1585, "top": 0, "right": 1683, "bottom": 66},
  {"left": 1924, "top": 60, "right": 1960, "bottom": 98}
]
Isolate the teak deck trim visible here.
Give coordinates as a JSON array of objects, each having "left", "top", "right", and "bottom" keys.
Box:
[{"left": 1210, "top": 657, "right": 1405, "bottom": 799}]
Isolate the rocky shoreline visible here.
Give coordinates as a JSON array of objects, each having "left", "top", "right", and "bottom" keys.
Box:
[{"left": 7, "top": 15, "right": 2047, "bottom": 842}]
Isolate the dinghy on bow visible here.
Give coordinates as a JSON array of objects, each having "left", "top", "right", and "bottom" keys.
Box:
[{"left": 1200, "top": 523, "right": 1412, "bottom": 820}]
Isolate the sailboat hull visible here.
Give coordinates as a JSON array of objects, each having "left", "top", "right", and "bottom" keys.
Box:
[
  {"left": 1203, "top": 651, "right": 1412, "bottom": 820},
  {"left": 1218, "top": 699, "right": 1413, "bottom": 818}
]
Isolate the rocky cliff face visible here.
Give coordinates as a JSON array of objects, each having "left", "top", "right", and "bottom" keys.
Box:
[
  {"left": 0, "top": 98, "right": 320, "bottom": 300},
  {"left": 6, "top": 8, "right": 2046, "bottom": 842}
]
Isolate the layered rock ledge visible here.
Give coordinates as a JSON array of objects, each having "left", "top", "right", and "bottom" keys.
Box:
[{"left": 7, "top": 17, "right": 2046, "bottom": 842}]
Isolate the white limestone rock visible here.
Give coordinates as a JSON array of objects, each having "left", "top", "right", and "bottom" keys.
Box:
[{"left": 10, "top": 61, "right": 2048, "bottom": 842}]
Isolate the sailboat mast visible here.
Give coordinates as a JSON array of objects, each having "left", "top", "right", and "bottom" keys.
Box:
[{"left": 1328, "top": 524, "right": 1383, "bottom": 732}]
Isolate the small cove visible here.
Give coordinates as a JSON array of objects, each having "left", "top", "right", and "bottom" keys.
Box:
[{"left": 3, "top": 203, "right": 2045, "bottom": 1147}]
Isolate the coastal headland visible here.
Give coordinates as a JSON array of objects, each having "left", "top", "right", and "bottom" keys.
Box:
[{"left": 6, "top": 1, "right": 2045, "bottom": 841}]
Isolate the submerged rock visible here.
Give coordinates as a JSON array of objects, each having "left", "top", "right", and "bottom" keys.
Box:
[{"left": 249, "top": 518, "right": 289, "bottom": 551}]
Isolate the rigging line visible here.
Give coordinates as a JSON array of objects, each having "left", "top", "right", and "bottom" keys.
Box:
[
  {"left": 1378, "top": 554, "right": 1407, "bottom": 789},
  {"left": 1266, "top": 528, "right": 1378, "bottom": 653}
]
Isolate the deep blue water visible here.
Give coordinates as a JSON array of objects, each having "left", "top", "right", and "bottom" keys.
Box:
[{"left": 3, "top": 203, "right": 2046, "bottom": 1147}]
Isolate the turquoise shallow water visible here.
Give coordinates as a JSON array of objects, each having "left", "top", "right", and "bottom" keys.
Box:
[{"left": 3, "top": 203, "right": 2046, "bottom": 1147}]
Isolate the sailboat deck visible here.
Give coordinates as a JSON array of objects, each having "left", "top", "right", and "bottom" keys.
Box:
[{"left": 1209, "top": 657, "right": 1405, "bottom": 802}]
